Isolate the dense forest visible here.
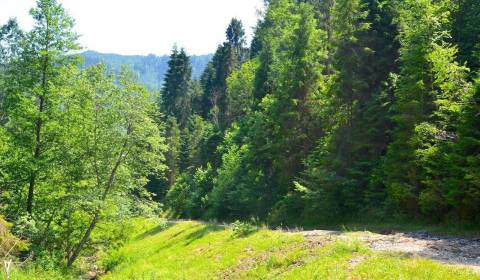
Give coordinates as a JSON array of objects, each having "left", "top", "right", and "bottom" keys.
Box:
[
  {"left": 157, "top": 0, "right": 480, "bottom": 227},
  {"left": 82, "top": 51, "right": 212, "bottom": 90},
  {"left": 0, "top": 0, "right": 479, "bottom": 274}
]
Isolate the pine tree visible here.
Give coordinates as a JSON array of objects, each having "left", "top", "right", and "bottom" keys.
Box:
[
  {"left": 200, "top": 18, "right": 248, "bottom": 129},
  {"left": 452, "top": 78, "right": 480, "bottom": 222},
  {"left": 413, "top": 43, "right": 474, "bottom": 222},
  {"left": 210, "top": 0, "right": 327, "bottom": 220},
  {"left": 162, "top": 46, "right": 193, "bottom": 128},
  {"left": 381, "top": 0, "right": 460, "bottom": 217},
  {"left": 288, "top": 0, "right": 400, "bottom": 223}
]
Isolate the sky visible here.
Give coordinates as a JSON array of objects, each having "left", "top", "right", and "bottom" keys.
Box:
[{"left": 0, "top": 0, "right": 265, "bottom": 55}]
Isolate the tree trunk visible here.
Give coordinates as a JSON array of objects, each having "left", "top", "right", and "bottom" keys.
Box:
[
  {"left": 66, "top": 211, "right": 99, "bottom": 267},
  {"left": 27, "top": 53, "right": 48, "bottom": 214},
  {"left": 67, "top": 134, "right": 130, "bottom": 267}
]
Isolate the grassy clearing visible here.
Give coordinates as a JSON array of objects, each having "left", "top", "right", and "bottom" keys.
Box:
[{"left": 98, "top": 220, "right": 480, "bottom": 280}]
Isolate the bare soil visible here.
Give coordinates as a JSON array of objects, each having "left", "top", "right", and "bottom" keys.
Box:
[{"left": 299, "top": 229, "right": 480, "bottom": 272}]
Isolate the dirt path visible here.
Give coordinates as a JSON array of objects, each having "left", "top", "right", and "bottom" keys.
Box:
[
  {"left": 300, "top": 229, "right": 480, "bottom": 272},
  {"left": 169, "top": 220, "right": 480, "bottom": 272}
]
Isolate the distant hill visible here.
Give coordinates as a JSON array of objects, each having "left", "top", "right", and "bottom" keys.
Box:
[{"left": 81, "top": 51, "right": 213, "bottom": 90}]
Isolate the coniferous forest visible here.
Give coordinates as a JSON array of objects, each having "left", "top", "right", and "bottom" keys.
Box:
[
  {"left": 159, "top": 0, "right": 480, "bottom": 226},
  {"left": 0, "top": 0, "right": 480, "bottom": 278}
]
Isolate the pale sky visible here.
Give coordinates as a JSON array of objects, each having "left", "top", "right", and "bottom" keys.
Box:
[{"left": 0, "top": 0, "right": 264, "bottom": 55}]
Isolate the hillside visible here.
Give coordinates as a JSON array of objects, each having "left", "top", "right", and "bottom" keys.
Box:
[
  {"left": 97, "top": 221, "right": 480, "bottom": 279},
  {"left": 5, "top": 220, "right": 480, "bottom": 279},
  {"left": 81, "top": 50, "right": 212, "bottom": 90},
  {"left": 34, "top": 220, "right": 480, "bottom": 279}
]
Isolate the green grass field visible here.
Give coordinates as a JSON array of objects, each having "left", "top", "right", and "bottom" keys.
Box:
[
  {"left": 5, "top": 220, "right": 480, "bottom": 279},
  {"left": 98, "top": 221, "right": 479, "bottom": 280}
]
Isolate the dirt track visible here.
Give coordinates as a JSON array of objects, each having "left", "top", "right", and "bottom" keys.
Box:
[
  {"left": 300, "top": 229, "right": 480, "bottom": 272},
  {"left": 171, "top": 220, "right": 480, "bottom": 273}
]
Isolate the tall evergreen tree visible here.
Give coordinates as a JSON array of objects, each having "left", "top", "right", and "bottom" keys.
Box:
[
  {"left": 276, "top": 0, "right": 400, "bottom": 224},
  {"left": 162, "top": 46, "right": 193, "bottom": 128},
  {"left": 210, "top": 0, "right": 327, "bottom": 220},
  {"left": 413, "top": 43, "right": 474, "bottom": 222},
  {"left": 200, "top": 18, "right": 248, "bottom": 129},
  {"left": 381, "top": 0, "right": 461, "bottom": 217}
]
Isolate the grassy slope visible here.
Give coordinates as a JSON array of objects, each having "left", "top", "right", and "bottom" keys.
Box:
[
  {"left": 97, "top": 221, "right": 480, "bottom": 280},
  {"left": 4, "top": 268, "right": 74, "bottom": 280}
]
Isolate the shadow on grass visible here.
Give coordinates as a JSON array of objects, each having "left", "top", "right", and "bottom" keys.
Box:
[
  {"left": 135, "top": 222, "right": 174, "bottom": 240},
  {"left": 138, "top": 224, "right": 219, "bottom": 253},
  {"left": 183, "top": 224, "right": 223, "bottom": 246},
  {"left": 229, "top": 228, "right": 259, "bottom": 240}
]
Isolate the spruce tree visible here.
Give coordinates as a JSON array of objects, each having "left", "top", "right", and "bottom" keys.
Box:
[
  {"left": 162, "top": 46, "right": 193, "bottom": 128},
  {"left": 200, "top": 18, "right": 248, "bottom": 129},
  {"left": 381, "top": 0, "right": 463, "bottom": 217}
]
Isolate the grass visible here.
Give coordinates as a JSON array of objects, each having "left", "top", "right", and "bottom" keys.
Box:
[
  {"left": 2, "top": 219, "right": 478, "bottom": 279},
  {"left": 1, "top": 266, "right": 76, "bottom": 280},
  {"left": 0, "top": 217, "right": 164, "bottom": 280},
  {"left": 97, "top": 220, "right": 480, "bottom": 280}
]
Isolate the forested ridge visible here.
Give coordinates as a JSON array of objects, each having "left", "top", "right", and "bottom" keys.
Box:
[
  {"left": 0, "top": 0, "right": 479, "bottom": 276},
  {"left": 81, "top": 51, "right": 213, "bottom": 90}
]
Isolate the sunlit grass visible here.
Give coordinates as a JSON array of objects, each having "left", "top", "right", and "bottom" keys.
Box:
[
  {"left": 100, "top": 221, "right": 303, "bottom": 279},
  {"left": 99, "top": 220, "right": 480, "bottom": 280},
  {"left": 4, "top": 220, "right": 479, "bottom": 279},
  {"left": 1, "top": 267, "right": 76, "bottom": 280}
]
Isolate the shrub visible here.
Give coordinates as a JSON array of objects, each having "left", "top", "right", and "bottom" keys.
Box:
[
  {"left": 230, "top": 220, "right": 257, "bottom": 238},
  {"left": 99, "top": 249, "right": 127, "bottom": 272}
]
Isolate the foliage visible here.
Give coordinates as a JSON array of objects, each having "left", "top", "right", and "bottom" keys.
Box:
[
  {"left": 0, "top": 0, "right": 166, "bottom": 269},
  {"left": 161, "top": 47, "right": 193, "bottom": 128},
  {"left": 200, "top": 18, "right": 249, "bottom": 128},
  {"left": 226, "top": 59, "right": 259, "bottom": 123},
  {"left": 161, "top": 0, "right": 480, "bottom": 227},
  {"left": 0, "top": 217, "right": 28, "bottom": 258},
  {"left": 165, "top": 165, "right": 214, "bottom": 219},
  {"left": 230, "top": 220, "right": 258, "bottom": 238}
]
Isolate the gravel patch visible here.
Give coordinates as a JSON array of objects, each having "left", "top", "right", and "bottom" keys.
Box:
[{"left": 300, "top": 229, "right": 480, "bottom": 273}]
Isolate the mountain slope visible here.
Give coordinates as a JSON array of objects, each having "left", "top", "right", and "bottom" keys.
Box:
[{"left": 81, "top": 51, "right": 212, "bottom": 90}]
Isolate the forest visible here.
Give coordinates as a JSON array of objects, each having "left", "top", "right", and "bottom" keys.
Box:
[
  {"left": 81, "top": 51, "right": 212, "bottom": 90},
  {"left": 0, "top": 0, "right": 479, "bottom": 278}
]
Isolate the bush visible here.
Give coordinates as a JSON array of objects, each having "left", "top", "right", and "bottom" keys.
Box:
[
  {"left": 11, "top": 216, "right": 38, "bottom": 241},
  {"left": 0, "top": 217, "right": 28, "bottom": 257},
  {"left": 230, "top": 220, "right": 257, "bottom": 238},
  {"left": 165, "top": 166, "right": 214, "bottom": 219},
  {"left": 99, "top": 249, "right": 127, "bottom": 272}
]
